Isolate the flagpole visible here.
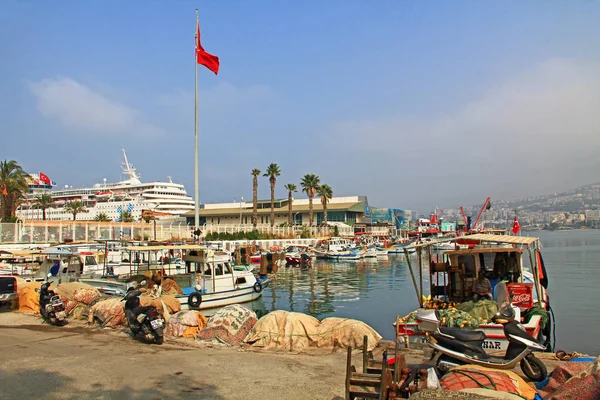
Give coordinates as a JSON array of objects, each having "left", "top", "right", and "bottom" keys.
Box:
[{"left": 194, "top": 9, "right": 200, "bottom": 234}]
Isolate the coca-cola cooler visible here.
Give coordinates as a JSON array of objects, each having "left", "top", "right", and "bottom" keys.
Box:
[{"left": 506, "top": 283, "right": 534, "bottom": 309}]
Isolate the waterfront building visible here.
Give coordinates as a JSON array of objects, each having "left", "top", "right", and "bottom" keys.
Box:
[{"left": 184, "top": 196, "right": 407, "bottom": 235}]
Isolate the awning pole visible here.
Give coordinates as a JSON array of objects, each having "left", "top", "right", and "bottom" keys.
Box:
[{"left": 404, "top": 248, "right": 422, "bottom": 307}]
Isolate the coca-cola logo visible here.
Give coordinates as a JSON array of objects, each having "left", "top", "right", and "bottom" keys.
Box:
[{"left": 513, "top": 293, "right": 531, "bottom": 303}]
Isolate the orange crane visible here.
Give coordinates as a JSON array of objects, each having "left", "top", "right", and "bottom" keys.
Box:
[{"left": 459, "top": 197, "right": 491, "bottom": 232}]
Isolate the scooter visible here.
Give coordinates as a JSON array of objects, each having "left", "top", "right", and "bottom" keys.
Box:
[
  {"left": 122, "top": 284, "right": 164, "bottom": 345},
  {"left": 39, "top": 280, "right": 68, "bottom": 326},
  {"left": 417, "top": 292, "right": 548, "bottom": 381}
]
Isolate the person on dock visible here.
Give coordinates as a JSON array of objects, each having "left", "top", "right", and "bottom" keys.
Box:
[{"left": 473, "top": 269, "right": 493, "bottom": 302}]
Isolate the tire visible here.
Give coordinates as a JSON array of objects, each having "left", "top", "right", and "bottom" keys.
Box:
[
  {"left": 253, "top": 281, "right": 263, "bottom": 293},
  {"left": 153, "top": 328, "right": 164, "bottom": 345},
  {"left": 521, "top": 354, "right": 547, "bottom": 381},
  {"left": 187, "top": 292, "right": 202, "bottom": 309}
]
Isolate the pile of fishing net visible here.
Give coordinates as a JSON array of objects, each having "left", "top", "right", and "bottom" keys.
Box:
[
  {"left": 16, "top": 282, "right": 43, "bottom": 314},
  {"left": 456, "top": 300, "right": 498, "bottom": 323},
  {"left": 88, "top": 297, "right": 127, "bottom": 327},
  {"left": 139, "top": 294, "right": 181, "bottom": 320},
  {"left": 54, "top": 282, "right": 102, "bottom": 318},
  {"left": 165, "top": 310, "right": 208, "bottom": 338},
  {"left": 197, "top": 304, "right": 258, "bottom": 345},
  {"left": 244, "top": 310, "right": 382, "bottom": 352},
  {"left": 440, "top": 365, "right": 538, "bottom": 400},
  {"left": 160, "top": 278, "right": 183, "bottom": 296},
  {"left": 398, "top": 308, "right": 487, "bottom": 329},
  {"left": 538, "top": 356, "right": 600, "bottom": 400}
]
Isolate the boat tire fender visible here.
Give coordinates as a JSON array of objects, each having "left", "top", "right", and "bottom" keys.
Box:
[
  {"left": 187, "top": 292, "right": 202, "bottom": 309},
  {"left": 253, "top": 281, "right": 263, "bottom": 293}
]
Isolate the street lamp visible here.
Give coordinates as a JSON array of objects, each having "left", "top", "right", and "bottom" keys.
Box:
[{"left": 239, "top": 196, "right": 244, "bottom": 229}]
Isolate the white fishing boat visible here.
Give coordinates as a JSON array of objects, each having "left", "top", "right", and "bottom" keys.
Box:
[{"left": 173, "top": 248, "right": 269, "bottom": 313}]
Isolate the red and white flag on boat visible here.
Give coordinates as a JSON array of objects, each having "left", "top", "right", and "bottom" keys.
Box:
[{"left": 512, "top": 217, "right": 520, "bottom": 235}]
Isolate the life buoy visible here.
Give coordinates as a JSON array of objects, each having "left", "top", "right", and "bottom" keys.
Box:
[
  {"left": 253, "top": 281, "right": 263, "bottom": 293},
  {"left": 187, "top": 292, "right": 202, "bottom": 308}
]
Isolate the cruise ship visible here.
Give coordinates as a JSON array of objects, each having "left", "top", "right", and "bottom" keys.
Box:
[{"left": 17, "top": 149, "right": 195, "bottom": 221}]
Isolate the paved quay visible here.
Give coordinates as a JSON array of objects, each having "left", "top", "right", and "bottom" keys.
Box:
[{"left": 0, "top": 313, "right": 347, "bottom": 400}]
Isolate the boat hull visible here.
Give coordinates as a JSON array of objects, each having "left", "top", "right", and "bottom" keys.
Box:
[
  {"left": 396, "top": 315, "right": 543, "bottom": 353},
  {"left": 177, "top": 285, "right": 263, "bottom": 314}
]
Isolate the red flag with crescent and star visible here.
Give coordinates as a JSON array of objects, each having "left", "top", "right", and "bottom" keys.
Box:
[{"left": 512, "top": 217, "right": 520, "bottom": 235}]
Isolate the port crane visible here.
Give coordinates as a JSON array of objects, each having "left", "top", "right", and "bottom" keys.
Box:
[{"left": 459, "top": 196, "right": 491, "bottom": 232}]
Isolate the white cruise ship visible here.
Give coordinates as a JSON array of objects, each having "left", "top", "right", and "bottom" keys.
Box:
[{"left": 17, "top": 149, "right": 195, "bottom": 221}]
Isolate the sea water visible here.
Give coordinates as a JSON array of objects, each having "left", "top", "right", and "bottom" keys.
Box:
[{"left": 248, "top": 230, "right": 600, "bottom": 356}]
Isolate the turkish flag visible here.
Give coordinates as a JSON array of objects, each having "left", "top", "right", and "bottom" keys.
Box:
[
  {"left": 512, "top": 217, "right": 520, "bottom": 235},
  {"left": 39, "top": 172, "right": 51, "bottom": 185},
  {"left": 196, "top": 25, "right": 219, "bottom": 75}
]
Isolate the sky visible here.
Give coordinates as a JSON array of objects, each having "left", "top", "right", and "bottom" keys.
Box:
[{"left": 1, "top": 1, "right": 600, "bottom": 213}]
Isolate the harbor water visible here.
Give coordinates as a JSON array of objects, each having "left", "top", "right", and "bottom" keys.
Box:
[{"left": 248, "top": 230, "right": 600, "bottom": 356}]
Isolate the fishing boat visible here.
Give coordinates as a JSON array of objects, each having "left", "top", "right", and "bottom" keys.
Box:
[
  {"left": 120, "top": 245, "right": 270, "bottom": 314},
  {"left": 395, "top": 234, "right": 553, "bottom": 353}
]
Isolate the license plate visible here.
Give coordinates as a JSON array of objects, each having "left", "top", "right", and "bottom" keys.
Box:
[
  {"left": 56, "top": 311, "right": 67, "bottom": 319},
  {"left": 150, "top": 319, "right": 163, "bottom": 329}
]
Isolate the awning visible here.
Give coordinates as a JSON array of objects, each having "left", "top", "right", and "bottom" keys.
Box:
[{"left": 462, "top": 234, "right": 539, "bottom": 245}]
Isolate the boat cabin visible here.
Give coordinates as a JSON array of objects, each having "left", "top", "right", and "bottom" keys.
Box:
[{"left": 432, "top": 247, "right": 529, "bottom": 305}]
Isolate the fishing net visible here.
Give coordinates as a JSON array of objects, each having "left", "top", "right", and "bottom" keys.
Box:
[
  {"left": 197, "top": 304, "right": 257, "bottom": 345},
  {"left": 456, "top": 300, "right": 498, "bottom": 322},
  {"left": 165, "top": 310, "right": 208, "bottom": 338}
]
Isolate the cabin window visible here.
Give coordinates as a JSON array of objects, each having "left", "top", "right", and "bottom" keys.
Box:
[
  {"left": 235, "top": 277, "right": 247, "bottom": 285},
  {"left": 223, "top": 263, "right": 232, "bottom": 274},
  {"left": 204, "top": 265, "right": 212, "bottom": 275},
  {"left": 215, "top": 263, "right": 224, "bottom": 276}
]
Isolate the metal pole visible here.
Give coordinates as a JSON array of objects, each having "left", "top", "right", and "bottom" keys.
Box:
[
  {"left": 194, "top": 9, "right": 200, "bottom": 230},
  {"left": 404, "top": 248, "right": 422, "bottom": 307}
]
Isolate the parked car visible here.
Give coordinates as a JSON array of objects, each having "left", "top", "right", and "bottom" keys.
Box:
[{"left": 0, "top": 276, "right": 18, "bottom": 309}]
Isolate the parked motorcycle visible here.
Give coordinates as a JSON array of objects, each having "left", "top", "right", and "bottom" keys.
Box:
[
  {"left": 39, "top": 280, "right": 68, "bottom": 326},
  {"left": 122, "top": 284, "right": 164, "bottom": 345},
  {"left": 417, "top": 290, "right": 548, "bottom": 381}
]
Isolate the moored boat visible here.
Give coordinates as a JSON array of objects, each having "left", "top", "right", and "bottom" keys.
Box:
[{"left": 395, "top": 234, "right": 553, "bottom": 353}]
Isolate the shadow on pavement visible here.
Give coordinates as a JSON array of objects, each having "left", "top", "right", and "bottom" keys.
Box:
[{"left": 0, "top": 367, "right": 222, "bottom": 400}]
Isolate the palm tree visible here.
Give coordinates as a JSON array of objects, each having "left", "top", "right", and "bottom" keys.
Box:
[
  {"left": 94, "top": 212, "right": 111, "bottom": 222},
  {"left": 65, "top": 200, "right": 85, "bottom": 221},
  {"left": 283, "top": 183, "right": 297, "bottom": 226},
  {"left": 120, "top": 210, "right": 135, "bottom": 223},
  {"left": 263, "top": 163, "right": 281, "bottom": 230},
  {"left": 34, "top": 193, "right": 55, "bottom": 221},
  {"left": 300, "top": 174, "right": 320, "bottom": 227},
  {"left": 0, "top": 160, "right": 29, "bottom": 222},
  {"left": 317, "top": 184, "right": 333, "bottom": 226},
  {"left": 251, "top": 169, "right": 261, "bottom": 228}
]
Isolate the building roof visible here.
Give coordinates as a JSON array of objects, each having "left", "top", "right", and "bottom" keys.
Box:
[{"left": 185, "top": 201, "right": 366, "bottom": 217}]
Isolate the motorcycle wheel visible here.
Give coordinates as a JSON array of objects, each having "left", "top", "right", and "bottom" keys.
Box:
[
  {"left": 520, "top": 354, "right": 547, "bottom": 381},
  {"left": 153, "top": 328, "right": 164, "bottom": 345}
]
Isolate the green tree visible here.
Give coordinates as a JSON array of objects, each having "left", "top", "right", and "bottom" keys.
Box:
[
  {"left": 251, "top": 169, "right": 261, "bottom": 228},
  {"left": 94, "top": 212, "right": 111, "bottom": 222},
  {"left": 65, "top": 200, "right": 85, "bottom": 221},
  {"left": 120, "top": 210, "right": 135, "bottom": 222},
  {"left": 300, "top": 173, "right": 320, "bottom": 227},
  {"left": 283, "top": 183, "right": 297, "bottom": 226},
  {"left": 263, "top": 163, "right": 281, "bottom": 230},
  {"left": 0, "top": 160, "right": 29, "bottom": 222},
  {"left": 317, "top": 184, "right": 333, "bottom": 226},
  {"left": 34, "top": 193, "right": 56, "bottom": 221}
]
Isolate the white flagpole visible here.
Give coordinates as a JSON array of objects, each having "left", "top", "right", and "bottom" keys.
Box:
[{"left": 194, "top": 9, "right": 200, "bottom": 232}]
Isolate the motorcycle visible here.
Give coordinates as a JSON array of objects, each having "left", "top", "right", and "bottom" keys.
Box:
[
  {"left": 39, "top": 280, "right": 68, "bottom": 326},
  {"left": 122, "top": 284, "right": 164, "bottom": 345},
  {"left": 417, "top": 288, "right": 548, "bottom": 381}
]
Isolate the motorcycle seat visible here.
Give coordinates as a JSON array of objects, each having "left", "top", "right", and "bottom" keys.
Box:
[{"left": 440, "top": 327, "right": 486, "bottom": 342}]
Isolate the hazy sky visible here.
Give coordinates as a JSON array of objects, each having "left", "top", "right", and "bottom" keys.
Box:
[{"left": 2, "top": 1, "right": 599, "bottom": 213}]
